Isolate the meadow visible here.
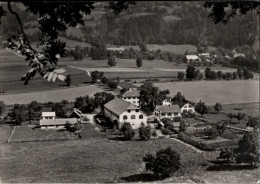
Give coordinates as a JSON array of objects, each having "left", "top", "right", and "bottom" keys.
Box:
[{"left": 0, "top": 123, "right": 258, "bottom": 183}]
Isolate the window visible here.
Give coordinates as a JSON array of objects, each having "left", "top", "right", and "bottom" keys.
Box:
[
  {"left": 128, "top": 97, "right": 131, "bottom": 99},
  {"left": 136, "top": 109, "right": 139, "bottom": 112},
  {"left": 139, "top": 115, "right": 143, "bottom": 119},
  {"left": 127, "top": 110, "right": 131, "bottom": 113},
  {"left": 123, "top": 115, "right": 128, "bottom": 120},
  {"left": 183, "top": 109, "right": 188, "bottom": 113},
  {"left": 189, "top": 105, "right": 192, "bottom": 108},
  {"left": 131, "top": 115, "right": 136, "bottom": 119},
  {"left": 133, "top": 101, "right": 136, "bottom": 103},
  {"left": 161, "top": 113, "right": 165, "bottom": 116},
  {"left": 167, "top": 113, "right": 172, "bottom": 116},
  {"left": 174, "top": 113, "right": 178, "bottom": 116},
  {"left": 133, "top": 97, "right": 136, "bottom": 99}
]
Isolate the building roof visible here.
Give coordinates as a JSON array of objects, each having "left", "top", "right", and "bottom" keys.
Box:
[
  {"left": 104, "top": 98, "right": 139, "bottom": 116},
  {"left": 234, "top": 53, "right": 245, "bottom": 58},
  {"left": 117, "top": 82, "right": 138, "bottom": 90},
  {"left": 156, "top": 105, "right": 180, "bottom": 113},
  {"left": 66, "top": 108, "right": 82, "bottom": 118},
  {"left": 122, "top": 88, "right": 140, "bottom": 97},
  {"left": 178, "top": 103, "right": 194, "bottom": 109},
  {"left": 42, "top": 112, "right": 56, "bottom": 117},
  {"left": 40, "top": 118, "right": 78, "bottom": 126},
  {"left": 186, "top": 55, "right": 199, "bottom": 60}
]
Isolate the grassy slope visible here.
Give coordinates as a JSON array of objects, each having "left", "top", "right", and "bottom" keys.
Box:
[{"left": 0, "top": 123, "right": 258, "bottom": 183}]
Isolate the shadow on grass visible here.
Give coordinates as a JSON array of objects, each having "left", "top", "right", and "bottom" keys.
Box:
[
  {"left": 121, "top": 173, "right": 160, "bottom": 182},
  {"left": 206, "top": 164, "right": 258, "bottom": 171},
  {"left": 209, "top": 160, "right": 235, "bottom": 165},
  {"left": 108, "top": 136, "right": 127, "bottom": 141}
]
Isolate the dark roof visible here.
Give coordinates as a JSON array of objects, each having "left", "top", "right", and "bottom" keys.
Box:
[
  {"left": 156, "top": 105, "right": 180, "bottom": 113},
  {"left": 122, "top": 88, "right": 140, "bottom": 97},
  {"left": 104, "top": 98, "right": 139, "bottom": 116},
  {"left": 118, "top": 82, "right": 138, "bottom": 90}
]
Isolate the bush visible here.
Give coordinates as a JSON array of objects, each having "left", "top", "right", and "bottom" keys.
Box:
[
  {"left": 101, "top": 76, "right": 109, "bottom": 84},
  {"left": 120, "top": 122, "right": 135, "bottom": 140},
  {"left": 139, "top": 124, "right": 151, "bottom": 140},
  {"left": 136, "top": 57, "right": 143, "bottom": 67},
  {"left": 143, "top": 147, "right": 181, "bottom": 178},
  {"left": 108, "top": 57, "right": 117, "bottom": 67},
  {"left": 73, "top": 51, "right": 84, "bottom": 60},
  {"left": 65, "top": 74, "right": 72, "bottom": 86},
  {"left": 179, "top": 121, "right": 187, "bottom": 132},
  {"left": 107, "top": 80, "right": 118, "bottom": 89},
  {"left": 177, "top": 72, "right": 185, "bottom": 81},
  {"left": 205, "top": 127, "right": 219, "bottom": 139},
  {"left": 161, "top": 127, "right": 171, "bottom": 135}
]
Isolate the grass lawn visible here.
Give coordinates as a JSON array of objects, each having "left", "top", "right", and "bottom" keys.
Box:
[{"left": 0, "top": 123, "right": 258, "bottom": 183}]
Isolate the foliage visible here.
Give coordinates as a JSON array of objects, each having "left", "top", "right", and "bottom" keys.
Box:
[
  {"left": 177, "top": 71, "right": 185, "bottom": 81},
  {"left": 28, "top": 101, "right": 42, "bottom": 120},
  {"left": 107, "top": 80, "right": 118, "bottom": 89},
  {"left": 51, "top": 102, "right": 67, "bottom": 118},
  {"left": 136, "top": 57, "right": 143, "bottom": 67},
  {"left": 101, "top": 76, "right": 109, "bottom": 84},
  {"left": 214, "top": 121, "right": 226, "bottom": 136},
  {"left": 179, "top": 121, "right": 187, "bottom": 132},
  {"left": 65, "top": 74, "right": 72, "bottom": 86},
  {"left": 161, "top": 127, "right": 171, "bottom": 135},
  {"left": 234, "top": 112, "right": 246, "bottom": 123},
  {"left": 120, "top": 122, "right": 135, "bottom": 140},
  {"left": 152, "top": 129, "right": 158, "bottom": 138},
  {"left": 91, "top": 71, "right": 104, "bottom": 83},
  {"left": 195, "top": 100, "right": 208, "bottom": 117},
  {"left": 143, "top": 147, "right": 181, "bottom": 178},
  {"left": 93, "top": 92, "right": 114, "bottom": 109},
  {"left": 205, "top": 127, "right": 219, "bottom": 139},
  {"left": 108, "top": 57, "right": 117, "bottom": 67},
  {"left": 246, "top": 116, "right": 258, "bottom": 128},
  {"left": 186, "top": 65, "right": 197, "bottom": 80},
  {"left": 214, "top": 102, "right": 222, "bottom": 113},
  {"left": 0, "top": 101, "right": 5, "bottom": 115},
  {"left": 138, "top": 124, "right": 151, "bottom": 140},
  {"left": 234, "top": 130, "right": 259, "bottom": 165},
  {"left": 8, "top": 104, "right": 28, "bottom": 124}
]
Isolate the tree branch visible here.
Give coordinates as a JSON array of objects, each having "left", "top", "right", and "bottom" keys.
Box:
[{"left": 7, "top": 1, "right": 36, "bottom": 53}]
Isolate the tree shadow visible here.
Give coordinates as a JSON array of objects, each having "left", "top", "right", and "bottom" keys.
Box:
[
  {"left": 108, "top": 136, "right": 127, "bottom": 141},
  {"left": 121, "top": 173, "right": 160, "bottom": 182},
  {"left": 206, "top": 164, "right": 258, "bottom": 171}
]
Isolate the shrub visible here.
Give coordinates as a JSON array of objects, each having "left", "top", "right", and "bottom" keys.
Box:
[
  {"left": 173, "top": 116, "right": 182, "bottom": 122},
  {"left": 107, "top": 81, "right": 118, "bottom": 89},
  {"left": 177, "top": 72, "right": 185, "bottom": 81},
  {"left": 205, "top": 127, "right": 219, "bottom": 139},
  {"left": 101, "top": 76, "right": 109, "bottom": 84},
  {"left": 179, "top": 121, "right": 187, "bottom": 132},
  {"left": 139, "top": 124, "right": 151, "bottom": 140},
  {"left": 73, "top": 51, "right": 84, "bottom": 60},
  {"left": 136, "top": 57, "right": 143, "bottom": 67},
  {"left": 120, "top": 122, "right": 135, "bottom": 140},
  {"left": 161, "top": 127, "right": 171, "bottom": 135},
  {"left": 152, "top": 129, "right": 158, "bottom": 138},
  {"left": 108, "top": 57, "right": 117, "bottom": 67},
  {"left": 65, "top": 74, "right": 72, "bottom": 86},
  {"left": 143, "top": 147, "right": 181, "bottom": 178}
]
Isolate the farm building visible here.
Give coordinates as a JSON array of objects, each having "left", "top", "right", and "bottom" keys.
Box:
[
  {"left": 66, "top": 108, "right": 82, "bottom": 118},
  {"left": 117, "top": 82, "right": 139, "bottom": 91},
  {"left": 233, "top": 53, "right": 245, "bottom": 58},
  {"left": 121, "top": 88, "right": 140, "bottom": 106},
  {"left": 186, "top": 55, "right": 200, "bottom": 63},
  {"left": 42, "top": 112, "right": 56, "bottom": 120},
  {"left": 40, "top": 118, "right": 78, "bottom": 129},
  {"left": 103, "top": 98, "right": 147, "bottom": 129},
  {"left": 161, "top": 97, "right": 172, "bottom": 106},
  {"left": 179, "top": 103, "right": 195, "bottom": 113},
  {"left": 154, "top": 105, "right": 181, "bottom": 121}
]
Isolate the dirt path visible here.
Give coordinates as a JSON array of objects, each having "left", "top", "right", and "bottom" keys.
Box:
[{"left": 169, "top": 137, "right": 203, "bottom": 154}]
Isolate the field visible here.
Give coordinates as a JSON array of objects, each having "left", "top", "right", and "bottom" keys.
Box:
[
  {"left": 152, "top": 80, "right": 259, "bottom": 105},
  {"left": 0, "top": 123, "right": 258, "bottom": 183}
]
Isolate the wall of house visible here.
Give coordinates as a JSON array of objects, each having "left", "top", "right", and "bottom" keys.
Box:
[
  {"left": 181, "top": 104, "right": 195, "bottom": 113},
  {"left": 41, "top": 125, "right": 65, "bottom": 129},
  {"left": 122, "top": 97, "right": 140, "bottom": 106},
  {"left": 154, "top": 109, "right": 181, "bottom": 120},
  {"left": 119, "top": 109, "right": 147, "bottom": 129},
  {"left": 162, "top": 100, "right": 171, "bottom": 106},
  {"left": 42, "top": 116, "right": 55, "bottom": 120},
  {"left": 104, "top": 108, "right": 120, "bottom": 126}
]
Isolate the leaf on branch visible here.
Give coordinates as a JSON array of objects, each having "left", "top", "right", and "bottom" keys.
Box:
[
  {"left": 47, "top": 72, "right": 54, "bottom": 81},
  {"left": 57, "top": 75, "right": 66, "bottom": 81}
]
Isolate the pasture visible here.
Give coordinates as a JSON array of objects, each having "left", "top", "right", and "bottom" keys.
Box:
[
  {"left": 152, "top": 80, "right": 259, "bottom": 105},
  {"left": 0, "top": 123, "right": 258, "bottom": 183}
]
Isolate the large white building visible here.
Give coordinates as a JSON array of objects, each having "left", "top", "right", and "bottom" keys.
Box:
[
  {"left": 186, "top": 55, "right": 200, "bottom": 63},
  {"left": 122, "top": 88, "right": 140, "bottom": 106},
  {"left": 154, "top": 105, "right": 181, "bottom": 121},
  {"left": 104, "top": 98, "right": 147, "bottom": 129}
]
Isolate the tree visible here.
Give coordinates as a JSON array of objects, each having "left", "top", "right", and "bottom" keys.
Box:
[
  {"left": 205, "top": 127, "right": 219, "bottom": 139},
  {"left": 217, "top": 71, "right": 223, "bottom": 80},
  {"left": 74, "top": 96, "right": 86, "bottom": 110},
  {"left": 237, "top": 68, "right": 244, "bottom": 79},
  {"left": 177, "top": 71, "right": 185, "bottom": 81},
  {"left": 246, "top": 116, "right": 258, "bottom": 128},
  {"left": 91, "top": 71, "right": 104, "bottom": 83},
  {"left": 65, "top": 74, "right": 71, "bottom": 86},
  {"left": 8, "top": 104, "right": 28, "bottom": 124},
  {"left": 136, "top": 57, "right": 143, "bottom": 67},
  {"left": 101, "top": 76, "right": 109, "bottom": 84},
  {"left": 152, "top": 129, "right": 157, "bottom": 138},
  {"left": 227, "top": 113, "right": 234, "bottom": 123},
  {"left": 232, "top": 72, "right": 238, "bottom": 80},
  {"left": 195, "top": 100, "right": 208, "bottom": 117},
  {"left": 214, "top": 121, "right": 226, "bottom": 135},
  {"left": 143, "top": 147, "right": 181, "bottom": 178},
  {"left": 179, "top": 121, "right": 187, "bottom": 132},
  {"left": 51, "top": 102, "right": 67, "bottom": 118},
  {"left": 73, "top": 50, "right": 84, "bottom": 60},
  {"left": 108, "top": 57, "right": 117, "bottom": 67},
  {"left": 234, "top": 130, "right": 259, "bottom": 165},
  {"left": 186, "top": 65, "right": 197, "bottom": 80},
  {"left": 234, "top": 113, "right": 246, "bottom": 124},
  {"left": 120, "top": 122, "right": 135, "bottom": 140},
  {"left": 214, "top": 102, "right": 222, "bottom": 113},
  {"left": 0, "top": 101, "right": 5, "bottom": 115},
  {"left": 139, "top": 42, "right": 147, "bottom": 52},
  {"left": 204, "top": 67, "right": 211, "bottom": 79},
  {"left": 139, "top": 124, "right": 151, "bottom": 140},
  {"left": 107, "top": 80, "right": 118, "bottom": 89},
  {"left": 94, "top": 92, "right": 114, "bottom": 109},
  {"left": 28, "top": 101, "right": 42, "bottom": 121}
]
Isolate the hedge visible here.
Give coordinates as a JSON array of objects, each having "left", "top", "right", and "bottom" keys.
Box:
[{"left": 178, "top": 132, "right": 238, "bottom": 151}]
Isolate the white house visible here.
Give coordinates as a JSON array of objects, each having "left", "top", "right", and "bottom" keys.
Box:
[
  {"left": 179, "top": 103, "right": 195, "bottom": 114},
  {"left": 186, "top": 55, "right": 200, "bottom": 63},
  {"left": 107, "top": 47, "right": 125, "bottom": 53},
  {"left": 233, "top": 53, "right": 245, "bottom": 58},
  {"left": 104, "top": 98, "right": 147, "bottom": 129},
  {"left": 198, "top": 53, "right": 210, "bottom": 58},
  {"left": 154, "top": 105, "right": 181, "bottom": 121},
  {"left": 42, "top": 112, "right": 56, "bottom": 120},
  {"left": 161, "top": 98, "right": 172, "bottom": 106},
  {"left": 122, "top": 88, "right": 140, "bottom": 106}
]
